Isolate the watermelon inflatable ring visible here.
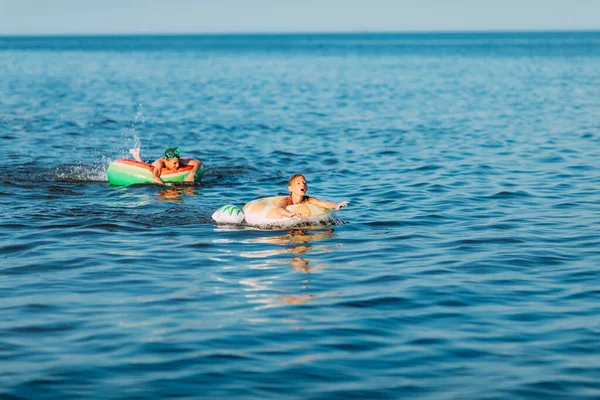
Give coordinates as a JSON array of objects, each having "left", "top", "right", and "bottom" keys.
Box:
[{"left": 107, "top": 159, "right": 204, "bottom": 186}]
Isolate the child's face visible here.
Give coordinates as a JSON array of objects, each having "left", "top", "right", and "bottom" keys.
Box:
[
  {"left": 164, "top": 157, "right": 180, "bottom": 170},
  {"left": 289, "top": 176, "right": 308, "bottom": 196}
]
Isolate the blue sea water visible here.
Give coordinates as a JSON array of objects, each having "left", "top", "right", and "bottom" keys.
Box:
[{"left": 1, "top": 32, "right": 600, "bottom": 399}]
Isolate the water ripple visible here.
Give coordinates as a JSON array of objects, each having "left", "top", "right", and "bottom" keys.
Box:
[{"left": 1, "top": 33, "right": 600, "bottom": 399}]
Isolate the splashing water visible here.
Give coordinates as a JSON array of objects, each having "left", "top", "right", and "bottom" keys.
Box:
[{"left": 54, "top": 161, "right": 109, "bottom": 182}]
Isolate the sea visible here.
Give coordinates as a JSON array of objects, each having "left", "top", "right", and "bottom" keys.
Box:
[{"left": 1, "top": 32, "right": 599, "bottom": 399}]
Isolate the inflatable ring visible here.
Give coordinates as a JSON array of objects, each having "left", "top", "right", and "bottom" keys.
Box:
[
  {"left": 212, "top": 205, "right": 245, "bottom": 224},
  {"left": 242, "top": 196, "right": 332, "bottom": 226},
  {"left": 107, "top": 159, "right": 204, "bottom": 186}
]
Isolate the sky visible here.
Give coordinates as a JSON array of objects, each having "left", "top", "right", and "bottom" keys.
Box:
[{"left": 1, "top": 0, "right": 599, "bottom": 35}]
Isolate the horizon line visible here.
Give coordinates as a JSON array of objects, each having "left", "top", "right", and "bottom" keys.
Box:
[{"left": 1, "top": 28, "right": 600, "bottom": 38}]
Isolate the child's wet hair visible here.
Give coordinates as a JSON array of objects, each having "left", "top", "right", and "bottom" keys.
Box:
[
  {"left": 164, "top": 147, "right": 181, "bottom": 159},
  {"left": 288, "top": 174, "right": 305, "bottom": 186}
]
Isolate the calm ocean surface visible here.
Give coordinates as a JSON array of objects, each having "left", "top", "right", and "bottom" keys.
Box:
[{"left": 1, "top": 32, "right": 600, "bottom": 399}]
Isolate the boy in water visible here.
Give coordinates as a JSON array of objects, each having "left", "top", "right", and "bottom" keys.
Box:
[
  {"left": 129, "top": 147, "right": 202, "bottom": 184},
  {"left": 276, "top": 174, "right": 349, "bottom": 218}
]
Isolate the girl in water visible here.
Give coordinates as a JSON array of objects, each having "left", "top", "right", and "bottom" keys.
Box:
[{"left": 276, "top": 174, "right": 348, "bottom": 218}]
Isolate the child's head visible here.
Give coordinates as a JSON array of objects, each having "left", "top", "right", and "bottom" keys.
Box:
[
  {"left": 164, "top": 147, "right": 181, "bottom": 169},
  {"left": 288, "top": 174, "right": 307, "bottom": 195}
]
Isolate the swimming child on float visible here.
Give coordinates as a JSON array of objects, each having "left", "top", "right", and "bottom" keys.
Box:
[
  {"left": 129, "top": 147, "right": 202, "bottom": 184},
  {"left": 211, "top": 173, "right": 348, "bottom": 225},
  {"left": 276, "top": 174, "right": 349, "bottom": 218}
]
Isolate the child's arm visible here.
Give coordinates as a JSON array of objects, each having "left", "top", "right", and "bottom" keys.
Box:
[
  {"left": 309, "top": 197, "right": 349, "bottom": 210},
  {"left": 151, "top": 159, "right": 166, "bottom": 184},
  {"left": 276, "top": 197, "right": 301, "bottom": 218},
  {"left": 181, "top": 159, "right": 202, "bottom": 183}
]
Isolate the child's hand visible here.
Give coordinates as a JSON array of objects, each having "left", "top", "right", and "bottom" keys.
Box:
[
  {"left": 289, "top": 212, "right": 302, "bottom": 218},
  {"left": 335, "top": 201, "right": 349, "bottom": 210}
]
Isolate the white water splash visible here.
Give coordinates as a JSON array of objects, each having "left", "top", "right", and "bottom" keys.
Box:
[{"left": 54, "top": 160, "right": 109, "bottom": 182}]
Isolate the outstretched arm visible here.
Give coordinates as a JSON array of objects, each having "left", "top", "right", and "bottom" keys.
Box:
[{"left": 309, "top": 197, "right": 349, "bottom": 210}]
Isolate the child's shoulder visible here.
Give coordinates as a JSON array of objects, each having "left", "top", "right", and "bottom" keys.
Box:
[{"left": 276, "top": 195, "right": 289, "bottom": 203}]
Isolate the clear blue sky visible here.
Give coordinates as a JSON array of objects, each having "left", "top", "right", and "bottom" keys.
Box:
[{"left": 1, "top": 0, "right": 599, "bottom": 35}]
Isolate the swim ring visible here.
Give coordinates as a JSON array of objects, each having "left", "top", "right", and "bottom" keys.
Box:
[
  {"left": 211, "top": 204, "right": 245, "bottom": 224},
  {"left": 107, "top": 159, "right": 204, "bottom": 186},
  {"left": 242, "top": 196, "right": 332, "bottom": 226}
]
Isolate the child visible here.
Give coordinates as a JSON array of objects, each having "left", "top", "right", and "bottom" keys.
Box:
[
  {"left": 276, "top": 174, "right": 349, "bottom": 218},
  {"left": 129, "top": 147, "right": 202, "bottom": 184}
]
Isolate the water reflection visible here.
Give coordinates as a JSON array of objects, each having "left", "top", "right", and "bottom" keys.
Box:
[
  {"left": 240, "top": 228, "right": 335, "bottom": 306},
  {"left": 243, "top": 228, "right": 334, "bottom": 273},
  {"left": 156, "top": 185, "right": 197, "bottom": 202}
]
